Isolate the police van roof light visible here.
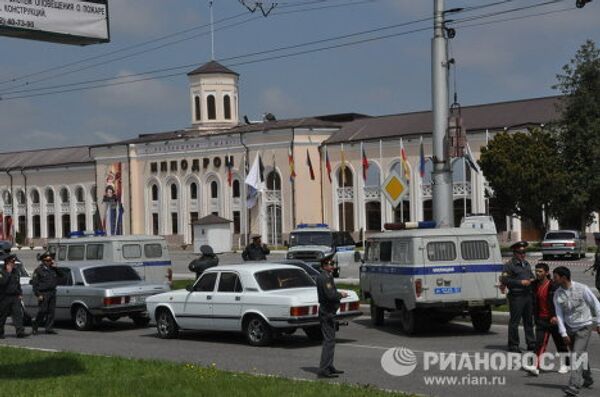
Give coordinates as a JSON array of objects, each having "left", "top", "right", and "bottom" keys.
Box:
[
  {"left": 296, "top": 223, "right": 329, "bottom": 229},
  {"left": 383, "top": 221, "right": 436, "bottom": 231},
  {"left": 69, "top": 231, "right": 85, "bottom": 238}
]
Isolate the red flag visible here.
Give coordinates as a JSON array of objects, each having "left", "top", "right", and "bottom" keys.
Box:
[
  {"left": 306, "top": 149, "right": 315, "bottom": 180},
  {"left": 225, "top": 155, "right": 233, "bottom": 186},
  {"left": 325, "top": 147, "right": 332, "bottom": 183},
  {"left": 362, "top": 146, "right": 369, "bottom": 181}
]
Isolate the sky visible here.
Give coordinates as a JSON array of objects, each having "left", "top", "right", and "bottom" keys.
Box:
[{"left": 0, "top": 0, "right": 599, "bottom": 151}]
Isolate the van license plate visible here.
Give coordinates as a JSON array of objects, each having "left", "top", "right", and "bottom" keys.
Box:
[{"left": 434, "top": 287, "right": 461, "bottom": 294}]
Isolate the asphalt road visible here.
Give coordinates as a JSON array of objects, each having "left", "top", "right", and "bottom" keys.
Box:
[
  {"left": 4, "top": 248, "right": 599, "bottom": 396},
  {"left": 2, "top": 310, "right": 600, "bottom": 397}
]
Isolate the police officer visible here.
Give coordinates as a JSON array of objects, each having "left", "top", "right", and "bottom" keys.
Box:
[
  {"left": 188, "top": 245, "right": 219, "bottom": 279},
  {"left": 0, "top": 254, "right": 28, "bottom": 338},
  {"left": 592, "top": 233, "right": 600, "bottom": 292},
  {"left": 316, "top": 255, "right": 348, "bottom": 378},
  {"left": 500, "top": 240, "right": 536, "bottom": 352},
  {"left": 31, "top": 252, "right": 63, "bottom": 335},
  {"left": 241, "top": 235, "right": 270, "bottom": 261}
]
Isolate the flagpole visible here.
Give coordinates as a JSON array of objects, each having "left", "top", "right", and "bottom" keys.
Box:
[
  {"left": 463, "top": 156, "right": 467, "bottom": 221},
  {"left": 341, "top": 143, "right": 346, "bottom": 232},
  {"left": 319, "top": 146, "right": 325, "bottom": 223},
  {"left": 379, "top": 139, "right": 383, "bottom": 232}
]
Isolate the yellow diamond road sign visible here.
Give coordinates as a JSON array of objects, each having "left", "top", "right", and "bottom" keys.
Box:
[{"left": 382, "top": 171, "right": 408, "bottom": 208}]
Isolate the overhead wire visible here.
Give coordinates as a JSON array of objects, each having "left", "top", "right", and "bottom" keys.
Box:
[
  {"left": 0, "top": 0, "right": 373, "bottom": 89},
  {"left": 0, "top": 0, "right": 581, "bottom": 101}
]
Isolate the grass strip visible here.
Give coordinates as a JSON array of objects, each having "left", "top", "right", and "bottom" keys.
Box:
[{"left": 0, "top": 346, "right": 410, "bottom": 397}]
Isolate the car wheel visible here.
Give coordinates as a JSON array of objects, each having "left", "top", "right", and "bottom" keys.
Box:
[
  {"left": 131, "top": 314, "right": 151, "bottom": 327},
  {"left": 470, "top": 309, "right": 492, "bottom": 333},
  {"left": 244, "top": 315, "right": 273, "bottom": 346},
  {"left": 370, "top": 300, "right": 385, "bottom": 326},
  {"left": 303, "top": 326, "right": 323, "bottom": 341},
  {"left": 156, "top": 309, "right": 179, "bottom": 339},
  {"left": 72, "top": 305, "right": 94, "bottom": 331}
]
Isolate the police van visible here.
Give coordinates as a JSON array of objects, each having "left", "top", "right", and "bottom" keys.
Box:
[
  {"left": 286, "top": 224, "right": 360, "bottom": 278},
  {"left": 46, "top": 234, "right": 172, "bottom": 285},
  {"left": 360, "top": 216, "right": 506, "bottom": 334}
]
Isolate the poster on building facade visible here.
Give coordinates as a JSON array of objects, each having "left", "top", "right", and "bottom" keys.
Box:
[{"left": 102, "top": 162, "right": 123, "bottom": 236}]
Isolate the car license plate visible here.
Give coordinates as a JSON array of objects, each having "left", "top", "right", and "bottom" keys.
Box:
[{"left": 553, "top": 243, "right": 564, "bottom": 247}]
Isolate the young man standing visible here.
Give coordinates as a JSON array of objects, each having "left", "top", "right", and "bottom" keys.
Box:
[
  {"left": 553, "top": 266, "right": 600, "bottom": 396},
  {"left": 524, "top": 262, "right": 569, "bottom": 375}
]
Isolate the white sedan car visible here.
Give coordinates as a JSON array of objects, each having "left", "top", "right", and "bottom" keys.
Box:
[{"left": 146, "top": 263, "right": 361, "bottom": 346}]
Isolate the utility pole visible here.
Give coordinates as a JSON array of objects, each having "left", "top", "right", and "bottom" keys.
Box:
[{"left": 431, "top": 0, "right": 453, "bottom": 227}]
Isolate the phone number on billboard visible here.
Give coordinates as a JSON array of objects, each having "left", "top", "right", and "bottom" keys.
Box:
[{"left": 0, "top": 17, "right": 35, "bottom": 29}]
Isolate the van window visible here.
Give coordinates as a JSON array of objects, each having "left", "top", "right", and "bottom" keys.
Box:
[
  {"left": 218, "top": 272, "right": 243, "bottom": 292},
  {"left": 58, "top": 245, "right": 67, "bottom": 261},
  {"left": 86, "top": 244, "right": 104, "bottom": 260},
  {"left": 67, "top": 245, "right": 85, "bottom": 261},
  {"left": 461, "top": 240, "right": 490, "bottom": 260},
  {"left": 144, "top": 243, "right": 162, "bottom": 258},
  {"left": 365, "top": 241, "right": 379, "bottom": 261},
  {"left": 122, "top": 244, "right": 142, "bottom": 259},
  {"left": 392, "top": 241, "right": 411, "bottom": 264},
  {"left": 380, "top": 241, "right": 392, "bottom": 262},
  {"left": 427, "top": 241, "right": 456, "bottom": 261}
]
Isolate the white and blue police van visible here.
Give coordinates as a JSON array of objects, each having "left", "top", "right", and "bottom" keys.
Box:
[
  {"left": 46, "top": 233, "right": 173, "bottom": 285},
  {"left": 360, "top": 216, "right": 506, "bottom": 334},
  {"left": 286, "top": 224, "right": 360, "bottom": 278}
]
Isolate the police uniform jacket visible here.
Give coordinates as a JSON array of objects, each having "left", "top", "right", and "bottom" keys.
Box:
[
  {"left": 316, "top": 270, "right": 342, "bottom": 314},
  {"left": 501, "top": 257, "right": 534, "bottom": 295},
  {"left": 0, "top": 268, "right": 22, "bottom": 296},
  {"left": 241, "top": 243, "right": 270, "bottom": 261},
  {"left": 32, "top": 264, "right": 63, "bottom": 296}
]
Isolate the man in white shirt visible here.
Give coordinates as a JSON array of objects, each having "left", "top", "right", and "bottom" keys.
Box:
[{"left": 553, "top": 266, "right": 600, "bottom": 396}]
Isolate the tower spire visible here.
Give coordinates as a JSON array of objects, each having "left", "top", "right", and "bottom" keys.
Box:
[{"left": 209, "top": 1, "right": 215, "bottom": 60}]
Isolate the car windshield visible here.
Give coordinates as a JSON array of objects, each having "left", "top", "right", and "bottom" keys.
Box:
[
  {"left": 545, "top": 232, "right": 576, "bottom": 240},
  {"left": 83, "top": 265, "right": 141, "bottom": 284},
  {"left": 254, "top": 268, "right": 315, "bottom": 290},
  {"left": 289, "top": 232, "right": 332, "bottom": 247}
]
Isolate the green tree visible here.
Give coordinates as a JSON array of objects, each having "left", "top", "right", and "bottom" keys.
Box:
[
  {"left": 553, "top": 40, "right": 600, "bottom": 229},
  {"left": 479, "top": 128, "right": 566, "bottom": 234}
]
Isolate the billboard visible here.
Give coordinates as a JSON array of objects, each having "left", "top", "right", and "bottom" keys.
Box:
[
  {"left": 0, "top": 0, "right": 109, "bottom": 45},
  {"left": 102, "top": 162, "right": 123, "bottom": 236}
]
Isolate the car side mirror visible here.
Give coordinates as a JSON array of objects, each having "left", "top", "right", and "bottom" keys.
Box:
[{"left": 354, "top": 251, "right": 362, "bottom": 263}]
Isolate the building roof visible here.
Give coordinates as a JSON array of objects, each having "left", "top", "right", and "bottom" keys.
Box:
[
  {"left": 0, "top": 145, "right": 93, "bottom": 171},
  {"left": 324, "top": 96, "right": 562, "bottom": 144},
  {"left": 192, "top": 214, "right": 232, "bottom": 225},
  {"left": 187, "top": 60, "right": 239, "bottom": 76}
]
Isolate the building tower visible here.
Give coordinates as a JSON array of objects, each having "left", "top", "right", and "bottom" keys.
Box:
[{"left": 187, "top": 60, "right": 240, "bottom": 132}]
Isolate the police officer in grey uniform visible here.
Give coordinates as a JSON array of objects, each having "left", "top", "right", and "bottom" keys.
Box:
[
  {"left": 316, "top": 255, "right": 348, "bottom": 378},
  {"left": 0, "top": 254, "right": 27, "bottom": 338},
  {"left": 31, "top": 252, "right": 63, "bottom": 335},
  {"left": 241, "top": 235, "right": 270, "bottom": 261},
  {"left": 501, "top": 241, "right": 536, "bottom": 352}
]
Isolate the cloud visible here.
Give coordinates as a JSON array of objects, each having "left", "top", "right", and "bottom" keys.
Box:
[
  {"left": 90, "top": 70, "right": 184, "bottom": 111},
  {"left": 258, "top": 86, "right": 303, "bottom": 118}
]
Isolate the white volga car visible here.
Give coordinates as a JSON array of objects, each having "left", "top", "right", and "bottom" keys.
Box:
[{"left": 146, "top": 263, "right": 361, "bottom": 346}]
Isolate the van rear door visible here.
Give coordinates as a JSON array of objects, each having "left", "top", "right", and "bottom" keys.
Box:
[
  {"left": 422, "top": 238, "right": 463, "bottom": 302},
  {"left": 459, "top": 238, "right": 501, "bottom": 302}
]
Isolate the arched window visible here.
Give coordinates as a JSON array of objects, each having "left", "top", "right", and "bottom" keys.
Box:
[
  {"left": 207, "top": 95, "right": 216, "bottom": 120},
  {"left": 45, "top": 189, "right": 54, "bottom": 204},
  {"left": 190, "top": 183, "right": 198, "bottom": 200},
  {"left": 151, "top": 184, "right": 159, "bottom": 201},
  {"left": 365, "top": 163, "right": 380, "bottom": 187},
  {"left": 337, "top": 167, "right": 353, "bottom": 187},
  {"left": 194, "top": 96, "right": 201, "bottom": 121},
  {"left": 338, "top": 202, "right": 354, "bottom": 232},
  {"left": 266, "top": 171, "right": 281, "bottom": 190},
  {"left": 170, "top": 183, "right": 178, "bottom": 200},
  {"left": 232, "top": 180, "right": 241, "bottom": 198},
  {"left": 2, "top": 191, "right": 11, "bottom": 205},
  {"left": 31, "top": 190, "right": 40, "bottom": 204},
  {"left": 211, "top": 181, "right": 218, "bottom": 198},
  {"left": 366, "top": 202, "right": 381, "bottom": 231},
  {"left": 16, "top": 190, "right": 25, "bottom": 205},
  {"left": 223, "top": 95, "right": 231, "bottom": 120},
  {"left": 75, "top": 187, "right": 85, "bottom": 203},
  {"left": 60, "top": 187, "right": 69, "bottom": 203}
]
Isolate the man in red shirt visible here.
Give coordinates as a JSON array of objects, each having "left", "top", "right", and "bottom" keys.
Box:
[{"left": 524, "top": 262, "right": 569, "bottom": 375}]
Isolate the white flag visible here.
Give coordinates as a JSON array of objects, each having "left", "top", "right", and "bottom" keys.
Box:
[{"left": 245, "top": 154, "right": 264, "bottom": 208}]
